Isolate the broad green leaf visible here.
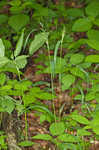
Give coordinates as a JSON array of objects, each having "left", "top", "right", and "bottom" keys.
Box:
[
  {"left": 37, "top": 92, "right": 53, "bottom": 100},
  {"left": 85, "top": 55, "right": 99, "bottom": 63},
  {"left": 0, "top": 84, "right": 12, "bottom": 91},
  {"left": 90, "top": 118, "right": 99, "bottom": 135},
  {"left": 0, "top": 39, "right": 5, "bottom": 57},
  {"left": 33, "top": 5, "right": 57, "bottom": 18},
  {"left": 9, "top": 0, "right": 21, "bottom": 6},
  {"left": 28, "top": 87, "right": 56, "bottom": 100},
  {"left": 32, "top": 134, "right": 52, "bottom": 141},
  {"left": 18, "top": 141, "right": 34, "bottom": 147},
  {"left": 77, "top": 129, "right": 91, "bottom": 136},
  {"left": 30, "top": 87, "right": 42, "bottom": 93},
  {"left": 91, "top": 84, "right": 99, "bottom": 92},
  {"left": 70, "top": 53, "right": 85, "bottom": 65},
  {"left": 92, "top": 125, "right": 99, "bottom": 135},
  {"left": 0, "top": 73, "right": 6, "bottom": 86},
  {"left": 95, "top": 93, "right": 99, "bottom": 103},
  {"left": 58, "top": 143, "right": 77, "bottom": 150},
  {"left": 74, "top": 94, "right": 82, "bottom": 100},
  {"left": 62, "top": 74, "right": 75, "bottom": 91},
  {"left": 0, "top": 61, "right": 22, "bottom": 74},
  {"left": 14, "top": 29, "right": 24, "bottom": 57},
  {"left": 23, "top": 29, "right": 37, "bottom": 50},
  {"left": 0, "top": 96, "right": 15, "bottom": 114},
  {"left": 94, "top": 18, "right": 99, "bottom": 26},
  {"left": 70, "top": 67, "right": 85, "bottom": 80},
  {"left": 92, "top": 111, "right": 99, "bottom": 120},
  {"left": 29, "top": 32, "right": 49, "bottom": 55},
  {"left": 8, "top": 14, "right": 29, "bottom": 32},
  {"left": 29, "top": 105, "right": 55, "bottom": 120},
  {"left": 9, "top": 6, "right": 23, "bottom": 14},
  {"left": 71, "top": 114, "right": 90, "bottom": 125},
  {"left": 86, "top": 39, "right": 99, "bottom": 50},
  {"left": 78, "top": 62, "right": 91, "bottom": 69},
  {"left": 49, "top": 122, "right": 65, "bottom": 136},
  {"left": 85, "top": 1, "right": 99, "bottom": 17},
  {"left": 16, "top": 103, "right": 25, "bottom": 116},
  {"left": 40, "top": 114, "right": 46, "bottom": 124},
  {"left": 68, "top": 39, "right": 86, "bottom": 49},
  {"left": 0, "top": 15, "right": 8, "bottom": 25},
  {"left": 4, "top": 96, "right": 15, "bottom": 114},
  {"left": 15, "top": 55, "right": 28, "bottom": 69},
  {"left": 14, "top": 80, "right": 32, "bottom": 91},
  {"left": 0, "top": 85, "right": 12, "bottom": 90},
  {"left": 72, "top": 18, "right": 92, "bottom": 32},
  {"left": 85, "top": 92, "right": 95, "bottom": 101},
  {"left": 22, "top": 93, "right": 36, "bottom": 106},
  {"left": 0, "top": 57, "right": 10, "bottom": 67},
  {"left": 87, "top": 29, "right": 99, "bottom": 41},
  {"left": 32, "top": 81, "right": 50, "bottom": 87},
  {"left": 7, "top": 90, "right": 23, "bottom": 96},
  {"left": 3, "top": 39, "right": 12, "bottom": 51},
  {"left": 67, "top": 8, "right": 84, "bottom": 18},
  {"left": 39, "top": 113, "right": 51, "bottom": 123},
  {"left": 57, "top": 134, "right": 80, "bottom": 143}
]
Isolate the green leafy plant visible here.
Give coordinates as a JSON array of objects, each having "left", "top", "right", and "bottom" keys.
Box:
[
  {"left": 0, "top": 131, "right": 7, "bottom": 150},
  {"left": 32, "top": 117, "right": 90, "bottom": 150},
  {"left": 0, "top": 0, "right": 99, "bottom": 149}
]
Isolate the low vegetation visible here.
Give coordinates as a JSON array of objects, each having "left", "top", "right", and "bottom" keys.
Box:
[{"left": 0, "top": 0, "right": 99, "bottom": 149}]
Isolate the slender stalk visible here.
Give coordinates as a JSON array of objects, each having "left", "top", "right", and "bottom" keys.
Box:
[
  {"left": 59, "top": 26, "right": 65, "bottom": 83},
  {"left": 46, "top": 40, "right": 56, "bottom": 122},
  {"left": 24, "top": 112, "right": 28, "bottom": 140},
  {"left": 78, "top": 86, "right": 84, "bottom": 104},
  {"left": 59, "top": 27, "right": 65, "bottom": 120},
  {"left": 14, "top": 61, "right": 28, "bottom": 140}
]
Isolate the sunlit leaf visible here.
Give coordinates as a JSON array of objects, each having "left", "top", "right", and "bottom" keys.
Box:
[
  {"left": 0, "top": 96, "right": 15, "bottom": 114},
  {"left": 68, "top": 39, "right": 86, "bottom": 49},
  {"left": 58, "top": 143, "right": 77, "bottom": 150},
  {"left": 32, "top": 134, "right": 52, "bottom": 141},
  {"left": 49, "top": 122, "right": 65, "bottom": 136},
  {"left": 15, "top": 55, "right": 28, "bottom": 69},
  {"left": 18, "top": 141, "right": 34, "bottom": 147},
  {"left": 70, "top": 53, "right": 85, "bottom": 65},
  {"left": 29, "top": 105, "right": 55, "bottom": 120},
  {"left": 62, "top": 74, "right": 75, "bottom": 91},
  {"left": 0, "top": 39, "right": 5, "bottom": 57},
  {"left": 70, "top": 67, "right": 85, "bottom": 80},
  {"left": 85, "top": 1, "right": 99, "bottom": 17},
  {"left": 85, "top": 55, "right": 99, "bottom": 63},
  {"left": 71, "top": 114, "right": 90, "bottom": 125},
  {"left": 90, "top": 118, "right": 99, "bottom": 135},
  {"left": 67, "top": 8, "right": 84, "bottom": 18},
  {"left": 86, "top": 40, "right": 99, "bottom": 50},
  {"left": 0, "top": 57, "right": 10, "bottom": 67},
  {"left": 87, "top": 29, "right": 99, "bottom": 41},
  {"left": 72, "top": 18, "right": 92, "bottom": 32},
  {"left": 0, "top": 73, "right": 6, "bottom": 86},
  {"left": 14, "top": 29, "right": 24, "bottom": 57},
  {"left": 77, "top": 129, "right": 91, "bottom": 136},
  {"left": 57, "top": 134, "right": 80, "bottom": 143},
  {"left": 8, "top": 14, "right": 29, "bottom": 32},
  {"left": 85, "top": 92, "right": 95, "bottom": 101},
  {"left": 29, "top": 32, "right": 49, "bottom": 55},
  {"left": 0, "top": 15, "right": 8, "bottom": 25}
]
